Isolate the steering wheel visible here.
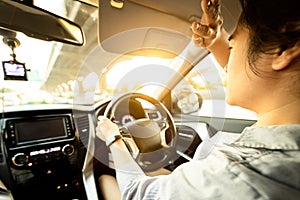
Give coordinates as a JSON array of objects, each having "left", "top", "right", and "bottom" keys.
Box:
[{"left": 103, "top": 92, "right": 177, "bottom": 172}]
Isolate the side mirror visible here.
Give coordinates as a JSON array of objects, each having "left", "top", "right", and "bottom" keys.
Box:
[
  {"left": 0, "top": 0, "right": 84, "bottom": 46},
  {"left": 172, "top": 89, "right": 203, "bottom": 114}
]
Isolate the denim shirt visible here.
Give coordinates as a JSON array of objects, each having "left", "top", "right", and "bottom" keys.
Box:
[{"left": 119, "top": 125, "right": 300, "bottom": 200}]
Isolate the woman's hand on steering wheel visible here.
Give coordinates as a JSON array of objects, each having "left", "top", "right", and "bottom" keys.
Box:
[
  {"left": 96, "top": 92, "right": 177, "bottom": 172},
  {"left": 96, "top": 116, "right": 120, "bottom": 142}
]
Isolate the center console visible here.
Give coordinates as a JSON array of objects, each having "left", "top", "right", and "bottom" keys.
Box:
[{"left": 2, "top": 113, "right": 87, "bottom": 199}]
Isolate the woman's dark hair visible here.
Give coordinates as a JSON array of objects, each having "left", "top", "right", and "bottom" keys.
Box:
[{"left": 238, "top": 0, "right": 300, "bottom": 75}]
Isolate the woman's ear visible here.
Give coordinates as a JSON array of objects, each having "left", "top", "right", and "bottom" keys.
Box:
[{"left": 272, "top": 42, "right": 300, "bottom": 71}]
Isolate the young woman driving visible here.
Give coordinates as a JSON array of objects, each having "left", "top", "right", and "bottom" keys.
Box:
[{"left": 96, "top": 0, "right": 300, "bottom": 199}]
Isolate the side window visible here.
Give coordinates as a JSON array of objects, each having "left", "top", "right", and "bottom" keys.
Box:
[
  {"left": 172, "top": 54, "right": 257, "bottom": 120},
  {"left": 186, "top": 54, "right": 226, "bottom": 100}
]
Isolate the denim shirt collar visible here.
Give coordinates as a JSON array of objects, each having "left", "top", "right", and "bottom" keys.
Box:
[{"left": 232, "top": 124, "right": 300, "bottom": 150}]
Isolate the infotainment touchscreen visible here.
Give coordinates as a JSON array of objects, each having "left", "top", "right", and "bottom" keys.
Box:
[{"left": 15, "top": 117, "right": 67, "bottom": 144}]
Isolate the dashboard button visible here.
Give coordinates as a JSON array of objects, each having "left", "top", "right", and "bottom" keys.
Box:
[
  {"left": 62, "top": 144, "right": 75, "bottom": 156},
  {"left": 12, "top": 153, "right": 29, "bottom": 167}
]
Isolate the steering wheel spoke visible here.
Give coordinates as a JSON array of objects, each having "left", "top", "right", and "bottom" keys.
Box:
[{"left": 157, "top": 120, "right": 170, "bottom": 148}]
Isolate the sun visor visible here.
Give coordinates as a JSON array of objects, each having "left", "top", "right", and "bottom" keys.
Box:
[{"left": 98, "top": 0, "right": 241, "bottom": 56}]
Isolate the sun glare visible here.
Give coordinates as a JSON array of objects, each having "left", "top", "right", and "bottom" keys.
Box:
[{"left": 105, "top": 56, "right": 173, "bottom": 92}]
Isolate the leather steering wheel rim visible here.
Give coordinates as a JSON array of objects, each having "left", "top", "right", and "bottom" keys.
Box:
[{"left": 103, "top": 92, "right": 177, "bottom": 172}]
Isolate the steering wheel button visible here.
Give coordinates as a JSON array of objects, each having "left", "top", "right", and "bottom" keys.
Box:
[{"left": 159, "top": 122, "right": 166, "bottom": 128}]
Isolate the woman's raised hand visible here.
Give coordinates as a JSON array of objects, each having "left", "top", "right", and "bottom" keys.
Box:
[{"left": 192, "top": 0, "right": 223, "bottom": 48}]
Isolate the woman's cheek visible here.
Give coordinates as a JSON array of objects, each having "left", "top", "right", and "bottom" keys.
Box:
[{"left": 225, "top": 55, "right": 244, "bottom": 106}]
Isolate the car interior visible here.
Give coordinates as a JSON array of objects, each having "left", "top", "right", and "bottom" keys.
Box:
[{"left": 0, "top": 0, "right": 257, "bottom": 199}]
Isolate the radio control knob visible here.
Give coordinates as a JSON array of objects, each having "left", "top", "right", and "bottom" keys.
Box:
[
  {"left": 62, "top": 144, "right": 75, "bottom": 156},
  {"left": 12, "top": 153, "right": 29, "bottom": 167}
]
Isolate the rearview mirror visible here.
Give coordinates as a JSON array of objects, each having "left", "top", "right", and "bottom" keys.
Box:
[{"left": 0, "top": 0, "right": 84, "bottom": 46}]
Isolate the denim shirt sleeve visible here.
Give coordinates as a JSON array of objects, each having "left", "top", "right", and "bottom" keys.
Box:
[
  {"left": 119, "top": 146, "right": 264, "bottom": 200},
  {"left": 118, "top": 125, "right": 300, "bottom": 200}
]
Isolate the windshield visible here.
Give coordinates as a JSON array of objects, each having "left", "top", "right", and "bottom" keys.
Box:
[
  {"left": 0, "top": 0, "right": 257, "bottom": 120},
  {"left": 0, "top": 0, "right": 97, "bottom": 107}
]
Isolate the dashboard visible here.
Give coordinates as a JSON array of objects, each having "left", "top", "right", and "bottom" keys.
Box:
[
  {"left": 0, "top": 105, "right": 93, "bottom": 199},
  {"left": 0, "top": 102, "right": 208, "bottom": 199}
]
